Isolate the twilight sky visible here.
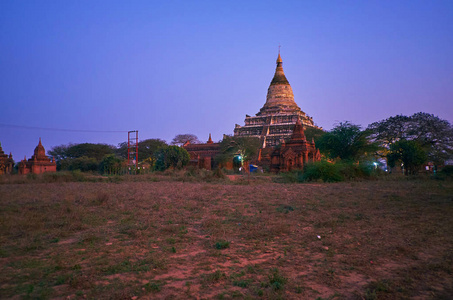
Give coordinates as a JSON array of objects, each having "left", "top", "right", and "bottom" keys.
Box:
[{"left": 1, "top": 0, "right": 452, "bottom": 160}]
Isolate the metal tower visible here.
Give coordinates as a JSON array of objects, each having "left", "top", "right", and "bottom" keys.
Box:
[{"left": 127, "top": 131, "right": 138, "bottom": 172}]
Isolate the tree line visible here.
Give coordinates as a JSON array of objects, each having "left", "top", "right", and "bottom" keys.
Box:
[
  {"left": 47, "top": 134, "right": 197, "bottom": 174},
  {"left": 47, "top": 112, "right": 453, "bottom": 175},
  {"left": 317, "top": 112, "right": 453, "bottom": 174}
]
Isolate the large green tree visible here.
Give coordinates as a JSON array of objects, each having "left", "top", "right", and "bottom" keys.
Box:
[
  {"left": 304, "top": 127, "right": 326, "bottom": 143},
  {"left": 115, "top": 139, "right": 167, "bottom": 161},
  {"left": 216, "top": 136, "right": 261, "bottom": 165},
  {"left": 48, "top": 143, "right": 115, "bottom": 161},
  {"left": 99, "top": 154, "right": 123, "bottom": 175},
  {"left": 154, "top": 146, "right": 190, "bottom": 171},
  {"left": 387, "top": 140, "right": 427, "bottom": 175},
  {"left": 316, "top": 122, "right": 377, "bottom": 162},
  {"left": 60, "top": 156, "right": 98, "bottom": 172},
  {"left": 171, "top": 134, "right": 200, "bottom": 146},
  {"left": 367, "top": 112, "right": 453, "bottom": 165},
  {"left": 48, "top": 143, "right": 116, "bottom": 171}
]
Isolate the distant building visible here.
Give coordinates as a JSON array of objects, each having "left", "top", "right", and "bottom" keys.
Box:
[
  {"left": 183, "top": 134, "right": 222, "bottom": 170},
  {"left": 18, "top": 138, "right": 56, "bottom": 174},
  {"left": 270, "top": 119, "right": 321, "bottom": 172},
  {"left": 234, "top": 53, "right": 321, "bottom": 148},
  {"left": 0, "top": 142, "right": 14, "bottom": 175}
]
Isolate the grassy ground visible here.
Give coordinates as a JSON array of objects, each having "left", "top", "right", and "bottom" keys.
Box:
[{"left": 0, "top": 175, "right": 452, "bottom": 299}]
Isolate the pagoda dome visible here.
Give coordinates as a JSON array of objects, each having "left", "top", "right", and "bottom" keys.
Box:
[{"left": 33, "top": 138, "right": 47, "bottom": 159}]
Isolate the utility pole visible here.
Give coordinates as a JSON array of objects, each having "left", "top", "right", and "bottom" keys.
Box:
[{"left": 127, "top": 131, "right": 138, "bottom": 174}]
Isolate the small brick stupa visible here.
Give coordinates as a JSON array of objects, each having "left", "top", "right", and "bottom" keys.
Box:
[
  {"left": 18, "top": 138, "right": 56, "bottom": 174},
  {"left": 270, "top": 119, "right": 320, "bottom": 172},
  {"left": 0, "top": 142, "right": 14, "bottom": 175}
]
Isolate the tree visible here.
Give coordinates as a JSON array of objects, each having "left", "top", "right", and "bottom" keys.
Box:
[
  {"left": 304, "top": 127, "right": 326, "bottom": 143},
  {"left": 171, "top": 134, "right": 200, "bottom": 146},
  {"left": 48, "top": 143, "right": 115, "bottom": 162},
  {"left": 115, "top": 139, "right": 167, "bottom": 161},
  {"left": 48, "top": 143, "right": 115, "bottom": 171},
  {"left": 387, "top": 140, "right": 427, "bottom": 175},
  {"left": 216, "top": 136, "right": 261, "bottom": 165},
  {"left": 99, "top": 154, "right": 123, "bottom": 175},
  {"left": 316, "top": 122, "right": 378, "bottom": 162},
  {"left": 60, "top": 156, "right": 98, "bottom": 172},
  {"left": 408, "top": 112, "right": 453, "bottom": 165},
  {"left": 367, "top": 115, "right": 411, "bottom": 146},
  {"left": 154, "top": 146, "right": 190, "bottom": 171},
  {"left": 368, "top": 112, "right": 453, "bottom": 166}
]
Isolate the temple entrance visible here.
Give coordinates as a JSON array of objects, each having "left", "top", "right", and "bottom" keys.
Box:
[{"left": 287, "top": 159, "right": 293, "bottom": 171}]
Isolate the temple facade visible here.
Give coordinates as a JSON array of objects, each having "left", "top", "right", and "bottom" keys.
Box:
[
  {"left": 234, "top": 53, "right": 320, "bottom": 148},
  {"left": 0, "top": 143, "right": 14, "bottom": 175},
  {"left": 18, "top": 138, "right": 57, "bottom": 174},
  {"left": 183, "top": 134, "right": 221, "bottom": 170},
  {"left": 270, "top": 119, "right": 321, "bottom": 172}
]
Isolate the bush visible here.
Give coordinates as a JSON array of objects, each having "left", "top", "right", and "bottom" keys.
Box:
[
  {"left": 302, "top": 161, "right": 344, "bottom": 182},
  {"left": 440, "top": 165, "right": 453, "bottom": 176},
  {"left": 154, "top": 146, "right": 190, "bottom": 171},
  {"left": 276, "top": 161, "right": 381, "bottom": 183},
  {"left": 268, "top": 268, "right": 287, "bottom": 291},
  {"left": 99, "top": 154, "right": 123, "bottom": 175},
  {"left": 214, "top": 240, "right": 230, "bottom": 249},
  {"left": 60, "top": 156, "right": 99, "bottom": 172},
  {"left": 433, "top": 165, "right": 453, "bottom": 180}
]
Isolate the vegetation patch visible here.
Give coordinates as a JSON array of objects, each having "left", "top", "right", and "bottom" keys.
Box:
[{"left": 214, "top": 240, "right": 230, "bottom": 250}]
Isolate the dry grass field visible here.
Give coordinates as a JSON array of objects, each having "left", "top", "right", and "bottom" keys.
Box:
[{"left": 1, "top": 175, "right": 452, "bottom": 299}]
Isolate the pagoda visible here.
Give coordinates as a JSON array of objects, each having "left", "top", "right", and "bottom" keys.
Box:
[
  {"left": 0, "top": 142, "right": 14, "bottom": 175},
  {"left": 270, "top": 119, "right": 320, "bottom": 172},
  {"left": 18, "top": 138, "right": 56, "bottom": 174},
  {"left": 234, "top": 52, "right": 319, "bottom": 148}
]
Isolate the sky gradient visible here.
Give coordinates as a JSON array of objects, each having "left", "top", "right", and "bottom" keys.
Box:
[{"left": 1, "top": 0, "right": 452, "bottom": 160}]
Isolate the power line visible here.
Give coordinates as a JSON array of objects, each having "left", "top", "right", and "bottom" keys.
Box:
[{"left": 0, "top": 123, "right": 129, "bottom": 133}]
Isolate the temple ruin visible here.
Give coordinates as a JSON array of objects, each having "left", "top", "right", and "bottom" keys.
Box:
[
  {"left": 0, "top": 142, "right": 14, "bottom": 175},
  {"left": 270, "top": 119, "right": 321, "bottom": 172},
  {"left": 18, "top": 138, "right": 57, "bottom": 174}
]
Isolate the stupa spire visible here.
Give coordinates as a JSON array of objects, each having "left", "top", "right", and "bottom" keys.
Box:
[
  {"left": 289, "top": 119, "right": 306, "bottom": 142},
  {"left": 259, "top": 51, "right": 299, "bottom": 114},
  {"left": 270, "top": 51, "right": 289, "bottom": 85},
  {"left": 207, "top": 133, "right": 213, "bottom": 144}
]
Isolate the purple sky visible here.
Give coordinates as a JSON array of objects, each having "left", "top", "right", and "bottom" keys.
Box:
[{"left": 1, "top": 1, "right": 452, "bottom": 160}]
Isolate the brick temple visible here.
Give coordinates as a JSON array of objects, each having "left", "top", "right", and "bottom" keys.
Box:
[
  {"left": 234, "top": 53, "right": 320, "bottom": 148},
  {"left": 183, "top": 134, "right": 221, "bottom": 170},
  {"left": 0, "top": 142, "right": 14, "bottom": 175},
  {"left": 18, "top": 138, "right": 56, "bottom": 174},
  {"left": 270, "top": 119, "right": 320, "bottom": 172},
  {"left": 185, "top": 53, "right": 322, "bottom": 172}
]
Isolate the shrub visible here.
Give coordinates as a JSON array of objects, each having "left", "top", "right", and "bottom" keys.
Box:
[
  {"left": 99, "top": 154, "right": 123, "bottom": 175},
  {"left": 60, "top": 156, "right": 99, "bottom": 172},
  {"left": 214, "top": 240, "right": 230, "bottom": 249},
  {"left": 154, "top": 146, "right": 190, "bottom": 171},
  {"left": 433, "top": 165, "right": 453, "bottom": 180},
  {"left": 440, "top": 165, "right": 453, "bottom": 177},
  {"left": 276, "top": 161, "right": 380, "bottom": 183},
  {"left": 302, "top": 161, "right": 344, "bottom": 182},
  {"left": 268, "top": 268, "right": 287, "bottom": 291}
]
